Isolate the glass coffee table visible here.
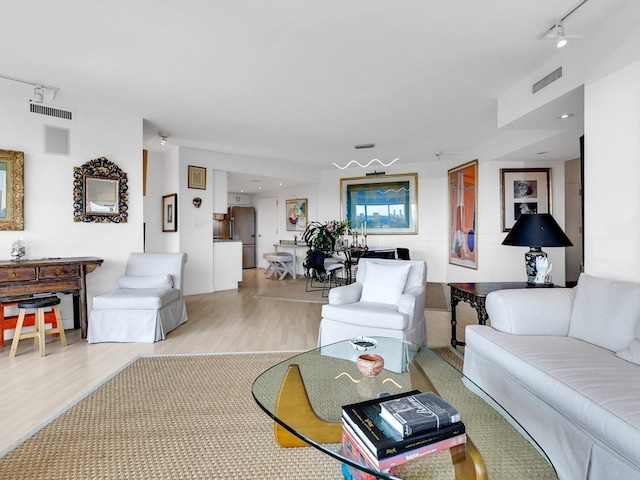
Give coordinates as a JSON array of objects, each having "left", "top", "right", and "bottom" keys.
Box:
[{"left": 252, "top": 337, "right": 556, "bottom": 479}]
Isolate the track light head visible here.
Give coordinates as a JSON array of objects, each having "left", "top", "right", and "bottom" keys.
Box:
[
  {"left": 556, "top": 22, "right": 568, "bottom": 48},
  {"left": 159, "top": 132, "right": 169, "bottom": 146},
  {"left": 33, "top": 86, "right": 44, "bottom": 103}
]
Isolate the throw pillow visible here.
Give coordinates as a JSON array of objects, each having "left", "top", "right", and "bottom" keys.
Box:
[
  {"left": 118, "top": 274, "right": 173, "bottom": 289},
  {"left": 568, "top": 273, "right": 640, "bottom": 352},
  {"left": 360, "top": 261, "right": 411, "bottom": 305},
  {"left": 616, "top": 338, "right": 640, "bottom": 366}
]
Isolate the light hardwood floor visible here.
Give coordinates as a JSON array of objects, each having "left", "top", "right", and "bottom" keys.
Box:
[{"left": 0, "top": 268, "right": 477, "bottom": 453}]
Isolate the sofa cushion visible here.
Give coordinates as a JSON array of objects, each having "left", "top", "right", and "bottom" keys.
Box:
[
  {"left": 617, "top": 338, "right": 640, "bottom": 366},
  {"left": 568, "top": 274, "right": 640, "bottom": 352},
  {"left": 360, "top": 261, "right": 411, "bottom": 305},
  {"left": 92, "top": 288, "right": 180, "bottom": 310},
  {"left": 118, "top": 274, "right": 173, "bottom": 289}
]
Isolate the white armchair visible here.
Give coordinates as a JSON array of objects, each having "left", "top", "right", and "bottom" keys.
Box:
[
  {"left": 319, "top": 258, "right": 427, "bottom": 347},
  {"left": 87, "top": 252, "right": 188, "bottom": 343}
]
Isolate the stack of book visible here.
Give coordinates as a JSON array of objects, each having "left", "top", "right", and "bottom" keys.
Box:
[{"left": 339, "top": 390, "right": 466, "bottom": 480}]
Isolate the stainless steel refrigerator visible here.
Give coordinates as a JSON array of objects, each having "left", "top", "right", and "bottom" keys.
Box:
[{"left": 229, "top": 206, "right": 256, "bottom": 268}]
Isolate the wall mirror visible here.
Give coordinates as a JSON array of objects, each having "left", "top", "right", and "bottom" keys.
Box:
[
  {"left": 73, "top": 157, "right": 128, "bottom": 223},
  {"left": 0, "top": 149, "right": 25, "bottom": 231}
]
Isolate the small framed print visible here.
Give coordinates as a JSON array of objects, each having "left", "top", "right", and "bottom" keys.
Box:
[
  {"left": 501, "top": 168, "right": 551, "bottom": 231},
  {"left": 163, "top": 193, "right": 177, "bottom": 232},
  {"left": 285, "top": 198, "right": 308, "bottom": 231},
  {"left": 188, "top": 165, "right": 206, "bottom": 190}
]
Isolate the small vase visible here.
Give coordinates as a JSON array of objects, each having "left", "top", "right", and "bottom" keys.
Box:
[{"left": 357, "top": 354, "right": 384, "bottom": 377}]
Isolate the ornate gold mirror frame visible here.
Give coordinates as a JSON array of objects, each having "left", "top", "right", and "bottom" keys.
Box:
[
  {"left": 73, "top": 157, "right": 128, "bottom": 223},
  {"left": 0, "top": 149, "right": 25, "bottom": 231}
]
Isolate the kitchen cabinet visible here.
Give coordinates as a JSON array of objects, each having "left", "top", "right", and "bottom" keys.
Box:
[{"left": 228, "top": 193, "right": 250, "bottom": 206}]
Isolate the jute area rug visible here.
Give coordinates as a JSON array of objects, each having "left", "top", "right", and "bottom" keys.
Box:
[
  {"left": 255, "top": 279, "right": 450, "bottom": 311},
  {"left": 0, "top": 349, "right": 552, "bottom": 480}
]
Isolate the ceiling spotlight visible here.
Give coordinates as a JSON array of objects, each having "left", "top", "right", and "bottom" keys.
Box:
[
  {"left": 33, "top": 86, "right": 44, "bottom": 103},
  {"left": 558, "top": 113, "right": 574, "bottom": 119},
  {"left": 159, "top": 133, "right": 169, "bottom": 146},
  {"left": 555, "top": 22, "right": 568, "bottom": 48}
]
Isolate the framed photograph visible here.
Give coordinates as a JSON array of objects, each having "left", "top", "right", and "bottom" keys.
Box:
[
  {"left": 448, "top": 160, "right": 478, "bottom": 269},
  {"left": 188, "top": 165, "right": 206, "bottom": 190},
  {"left": 501, "top": 168, "right": 551, "bottom": 231},
  {"left": 340, "top": 173, "right": 418, "bottom": 235},
  {"left": 162, "top": 193, "right": 177, "bottom": 232},
  {"left": 285, "top": 198, "right": 308, "bottom": 231}
]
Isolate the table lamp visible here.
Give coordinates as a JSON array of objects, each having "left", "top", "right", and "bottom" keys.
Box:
[{"left": 502, "top": 213, "right": 573, "bottom": 285}]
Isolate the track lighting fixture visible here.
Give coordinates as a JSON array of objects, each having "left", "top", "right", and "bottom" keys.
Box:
[
  {"left": 555, "top": 22, "right": 568, "bottom": 48},
  {"left": 33, "top": 86, "right": 44, "bottom": 103},
  {"left": 159, "top": 133, "right": 169, "bottom": 146},
  {"left": 536, "top": 0, "right": 588, "bottom": 48}
]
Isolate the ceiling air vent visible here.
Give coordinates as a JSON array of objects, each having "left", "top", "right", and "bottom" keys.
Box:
[
  {"left": 27, "top": 101, "right": 74, "bottom": 121},
  {"left": 532, "top": 67, "right": 562, "bottom": 94}
]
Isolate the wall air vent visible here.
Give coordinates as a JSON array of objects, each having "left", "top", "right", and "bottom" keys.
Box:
[
  {"left": 532, "top": 67, "right": 562, "bottom": 94},
  {"left": 27, "top": 101, "right": 74, "bottom": 121}
]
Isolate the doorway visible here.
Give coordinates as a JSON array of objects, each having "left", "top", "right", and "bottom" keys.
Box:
[
  {"left": 564, "top": 137, "right": 584, "bottom": 287},
  {"left": 257, "top": 196, "right": 279, "bottom": 270}
]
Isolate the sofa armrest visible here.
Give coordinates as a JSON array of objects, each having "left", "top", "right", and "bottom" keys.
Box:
[
  {"left": 328, "top": 282, "right": 363, "bottom": 305},
  {"left": 486, "top": 288, "right": 576, "bottom": 336}
]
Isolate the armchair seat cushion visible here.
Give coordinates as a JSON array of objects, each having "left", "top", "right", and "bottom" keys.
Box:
[
  {"left": 92, "top": 288, "right": 180, "bottom": 310},
  {"left": 321, "top": 302, "right": 408, "bottom": 330}
]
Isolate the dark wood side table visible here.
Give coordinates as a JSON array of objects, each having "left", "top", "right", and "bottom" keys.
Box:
[
  {"left": 0, "top": 257, "right": 103, "bottom": 339},
  {"left": 448, "top": 282, "right": 533, "bottom": 348}
]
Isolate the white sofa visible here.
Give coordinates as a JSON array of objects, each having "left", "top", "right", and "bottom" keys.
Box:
[
  {"left": 318, "top": 258, "right": 427, "bottom": 347},
  {"left": 88, "top": 252, "right": 188, "bottom": 343},
  {"left": 463, "top": 273, "right": 640, "bottom": 480}
]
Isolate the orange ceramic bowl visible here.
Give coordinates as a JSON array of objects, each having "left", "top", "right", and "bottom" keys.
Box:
[{"left": 356, "top": 354, "right": 384, "bottom": 377}]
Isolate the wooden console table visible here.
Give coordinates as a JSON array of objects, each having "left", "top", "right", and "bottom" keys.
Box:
[
  {"left": 448, "top": 282, "right": 532, "bottom": 348},
  {"left": 0, "top": 257, "right": 103, "bottom": 339}
]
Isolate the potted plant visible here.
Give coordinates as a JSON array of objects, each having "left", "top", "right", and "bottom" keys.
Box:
[{"left": 302, "top": 219, "right": 350, "bottom": 275}]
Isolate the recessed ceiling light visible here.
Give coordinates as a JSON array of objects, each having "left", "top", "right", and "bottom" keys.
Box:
[{"left": 558, "top": 113, "right": 574, "bottom": 119}]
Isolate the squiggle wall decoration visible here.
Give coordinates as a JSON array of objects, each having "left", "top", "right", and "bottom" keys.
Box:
[
  {"left": 377, "top": 185, "right": 413, "bottom": 194},
  {"left": 332, "top": 158, "right": 399, "bottom": 170}
]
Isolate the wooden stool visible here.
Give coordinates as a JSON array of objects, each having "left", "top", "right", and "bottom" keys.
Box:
[
  {"left": 1, "top": 298, "right": 58, "bottom": 347},
  {"left": 264, "top": 253, "right": 294, "bottom": 280},
  {"left": 9, "top": 296, "right": 67, "bottom": 358}
]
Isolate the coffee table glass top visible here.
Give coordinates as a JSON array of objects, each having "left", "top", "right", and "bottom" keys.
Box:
[{"left": 252, "top": 338, "right": 556, "bottom": 479}]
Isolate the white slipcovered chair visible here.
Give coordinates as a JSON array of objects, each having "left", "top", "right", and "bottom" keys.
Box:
[
  {"left": 319, "top": 258, "right": 427, "bottom": 347},
  {"left": 88, "top": 252, "right": 188, "bottom": 343}
]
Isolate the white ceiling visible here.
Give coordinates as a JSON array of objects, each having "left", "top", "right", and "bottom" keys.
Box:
[{"left": 0, "top": 0, "right": 632, "bottom": 193}]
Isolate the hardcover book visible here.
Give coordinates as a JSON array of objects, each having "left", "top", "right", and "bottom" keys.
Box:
[
  {"left": 379, "top": 391, "right": 461, "bottom": 437},
  {"left": 342, "top": 421, "right": 467, "bottom": 471},
  {"left": 341, "top": 390, "right": 466, "bottom": 459}
]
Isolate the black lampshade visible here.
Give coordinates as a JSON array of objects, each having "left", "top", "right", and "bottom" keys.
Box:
[{"left": 502, "top": 213, "right": 573, "bottom": 248}]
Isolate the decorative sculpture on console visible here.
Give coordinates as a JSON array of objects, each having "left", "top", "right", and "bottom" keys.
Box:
[{"left": 535, "top": 256, "right": 553, "bottom": 284}]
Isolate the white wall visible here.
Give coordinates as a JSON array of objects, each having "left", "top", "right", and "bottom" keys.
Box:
[
  {"left": 584, "top": 61, "right": 640, "bottom": 282},
  {"left": 0, "top": 82, "right": 143, "bottom": 327}
]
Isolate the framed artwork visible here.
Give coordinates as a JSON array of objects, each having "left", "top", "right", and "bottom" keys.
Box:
[
  {"left": 286, "top": 198, "right": 308, "bottom": 231},
  {"left": 162, "top": 193, "right": 177, "bottom": 232},
  {"left": 501, "top": 168, "right": 551, "bottom": 231},
  {"left": 448, "top": 160, "right": 478, "bottom": 269},
  {"left": 188, "top": 165, "right": 206, "bottom": 189},
  {"left": 0, "top": 149, "right": 24, "bottom": 231},
  {"left": 340, "top": 173, "right": 418, "bottom": 235}
]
